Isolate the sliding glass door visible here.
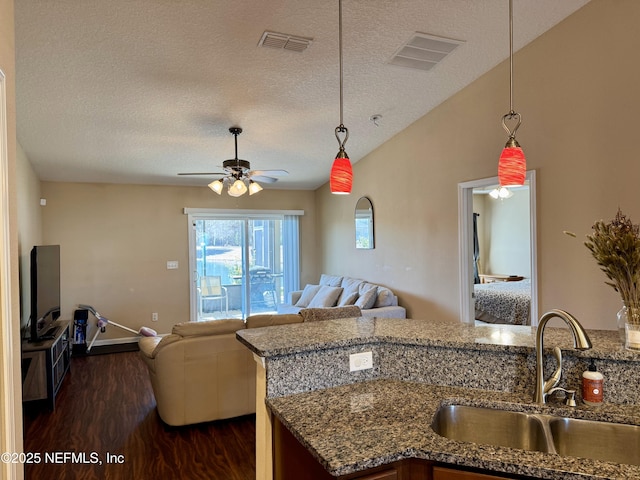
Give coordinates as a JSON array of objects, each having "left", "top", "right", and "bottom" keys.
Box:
[{"left": 188, "top": 212, "right": 299, "bottom": 321}]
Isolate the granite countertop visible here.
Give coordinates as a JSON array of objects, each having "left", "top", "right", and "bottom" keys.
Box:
[
  {"left": 237, "top": 317, "right": 640, "bottom": 479},
  {"left": 236, "top": 317, "right": 632, "bottom": 360},
  {"left": 267, "top": 379, "right": 640, "bottom": 479}
]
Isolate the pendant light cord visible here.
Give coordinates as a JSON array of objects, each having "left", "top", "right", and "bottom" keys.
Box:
[
  {"left": 335, "top": 0, "right": 349, "bottom": 149},
  {"left": 508, "top": 0, "right": 514, "bottom": 115},
  {"left": 502, "top": 0, "right": 521, "bottom": 139},
  {"left": 339, "top": 0, "right": 344, "bottom": 127}
]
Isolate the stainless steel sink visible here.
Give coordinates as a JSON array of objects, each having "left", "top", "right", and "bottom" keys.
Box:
[
  {"left": 431, "top": 405, "right": 551, "bottom": 453},
  {"left": 549, "top": 417, "right": 640, "bottom": 465},
  {"left": 432, "top": 404, "right": 640, "bottom": 466}
]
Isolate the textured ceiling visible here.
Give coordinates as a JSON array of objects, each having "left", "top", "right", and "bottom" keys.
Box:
[{"left": 15, "top": 0, "right": 590, "bottom": 190}]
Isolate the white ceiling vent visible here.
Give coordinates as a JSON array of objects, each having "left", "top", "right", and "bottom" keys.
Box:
[
  {"left": 388, "top": 32, "right": 465, "bottom": 71},
  {"left": 258, "top": 31, "right": 313, "bottom": 53}
]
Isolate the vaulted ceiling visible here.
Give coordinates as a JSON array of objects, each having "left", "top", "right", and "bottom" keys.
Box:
[{"left": 15, "top": 0, "right": 590, "bottom": 190}]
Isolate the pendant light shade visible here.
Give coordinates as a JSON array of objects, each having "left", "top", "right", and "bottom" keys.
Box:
[
  {"left": 498, "top": 0, "right": 526, "bottom": 187},
  {"left": 498, "top": 139, "right": 526, "bottom": 187},
  {"left": 248, "top": 180, "right": 263, "bottom": 195},
  {"left": 208, "top": 179, "right": 224, "bottom": 195},
  {"left": 228, "top": 179, "right": 248, "bottom": 197},
  {"left": 330, "top": 151, "right": 352, "bottom": 194},
  {"left": 330, "top": 0, "right": 353, "bottom": 195}
]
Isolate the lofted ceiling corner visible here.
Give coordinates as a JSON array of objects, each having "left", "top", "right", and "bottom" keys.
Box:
[{"left": 15, "top": 0, "right": 591, "bottom": 191}]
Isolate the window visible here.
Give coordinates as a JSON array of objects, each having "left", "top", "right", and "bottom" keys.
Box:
[{"left": 185, "top": 209, "right": 301, "bottom": 321}]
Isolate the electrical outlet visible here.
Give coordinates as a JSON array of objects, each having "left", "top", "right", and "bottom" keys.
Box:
[
  {"left": 152, "top": 312, "right": 158, "bottom": 322},
  {"left": 349, "top": 351, "right": 373, "bottom": 372}
]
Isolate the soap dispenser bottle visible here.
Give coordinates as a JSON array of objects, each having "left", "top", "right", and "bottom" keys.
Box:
[{"left": 582, "top": 360, "right": 604, "bottom": 406}]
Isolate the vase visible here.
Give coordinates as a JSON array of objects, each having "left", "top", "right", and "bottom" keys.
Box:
[{"left": 617, "top": 306, "right": 640, "bottom": 351}]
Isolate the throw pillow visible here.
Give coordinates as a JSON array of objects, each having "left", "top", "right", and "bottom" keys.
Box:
[
  {"left": 355, "top": 284, "right": 378, "bottom": 309},
  {"left": 307, "top": 285, "right": 343, "bottom": 308},
  {"left": 374, "top": 287, "right": 395, "bottom": 307},
  {"left": 338, "top": 277, "right": 363, "bottom": 306},
  {"left": 338, "top": 291, "right": 359, "bottom": 306},
  {"left": 295, "top": 284, "right": 322, "bottom": 307},
  {"left": 319, "top": 274, "right": 343, "bottom": 287}
]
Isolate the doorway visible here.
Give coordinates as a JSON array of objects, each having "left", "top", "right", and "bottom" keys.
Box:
[
  {"left": 187, "top": 211, "right": 300, "bottom": 321},
  {"left": 458, "top": 171, "right": 538, "bottom": 326}
]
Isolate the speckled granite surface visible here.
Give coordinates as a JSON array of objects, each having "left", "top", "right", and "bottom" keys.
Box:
[
  {"left": 267, "top": 380, "right": 640, "bottom": 479},
  {"left": 236, "top": 317, "right": 640, "bottom": 479},
  {"left": 237, "top": 317, "right": 636, "bottom": 360}
]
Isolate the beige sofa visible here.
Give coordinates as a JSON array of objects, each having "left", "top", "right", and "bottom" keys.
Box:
[{"left": 138, "top": 307, "right": 361, "bottom": 426}]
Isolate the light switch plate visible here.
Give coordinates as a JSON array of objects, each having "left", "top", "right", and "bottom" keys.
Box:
[{"left": 166, "top": 261, "right": 179, "bottom": 270}]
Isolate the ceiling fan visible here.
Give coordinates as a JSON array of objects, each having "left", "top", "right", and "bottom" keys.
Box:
[{"left": 178, "top": 126, "right": 288, "bottom": 196}]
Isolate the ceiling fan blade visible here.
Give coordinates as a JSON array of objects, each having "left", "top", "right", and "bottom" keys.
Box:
[
  {"left": 250, "top": 175, "right": 279, "bottom": 184},
  {"left": 177, "top": 172, "right": 226, "bottom": 176},
  {"left": 250, "top": 169, "right": 289, "bottom": 177}
]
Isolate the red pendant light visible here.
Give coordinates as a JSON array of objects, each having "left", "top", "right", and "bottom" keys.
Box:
[
  {"left": 330, "top": 147, "right": 352, "bottom": 194},
  {"left": 498, "top": 0, "right": 526, "bottom": 187},
  {"left": 330, "top": 0, "right": 353, "bottom": 194},
  {"left": 498, "top": 138, "right": 526, "bottom": 186}
]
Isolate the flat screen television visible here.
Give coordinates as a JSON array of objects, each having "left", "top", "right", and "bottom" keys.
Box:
[{"left": 30, "top": 245, "right": 61, "bottom": 342}]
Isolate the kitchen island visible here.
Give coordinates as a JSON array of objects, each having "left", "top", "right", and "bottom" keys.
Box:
[{"left": 237, "top": 317, "right": 640, "bottom": 479}]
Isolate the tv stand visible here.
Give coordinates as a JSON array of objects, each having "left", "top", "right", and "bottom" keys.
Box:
[{"left": 22, "top": 320, "right": 71, "bottom": 410}]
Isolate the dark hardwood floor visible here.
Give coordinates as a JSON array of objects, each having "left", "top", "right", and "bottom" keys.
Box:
[{"left": 22, "top": 350, "right": 256, "bottom": 480}]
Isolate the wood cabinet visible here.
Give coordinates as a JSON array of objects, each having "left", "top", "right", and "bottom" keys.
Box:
[
  {"left": 432, "top": 466, "right": 519, "bottom": 480},
  {"left": 21, "top": 320, "right": 72, "bottom": 410}
]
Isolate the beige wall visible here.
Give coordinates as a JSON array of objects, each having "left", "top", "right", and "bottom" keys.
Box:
[
  {"left": 40, "top": 182, "right": 317, "bottom": 338},
  {"left": 474, "top": 189, "right": 530, "bottom": 277},
  {"left": 316, "top": 0, "right": 639, "bottom": 330},
  {"left": 16, "top": 143, "right": 42, "bottom": 329}
]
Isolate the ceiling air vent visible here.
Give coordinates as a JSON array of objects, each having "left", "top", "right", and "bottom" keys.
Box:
[
  {"left": 258, "top": 31, "right": 313, "bottom": 53},
  {"left": 388, "top": 32, "right": 465, "bottom": 72}
]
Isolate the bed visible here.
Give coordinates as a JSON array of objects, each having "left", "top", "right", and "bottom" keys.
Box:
[{"left": 474, "top": 278, "right": 531, "bottom": 325}]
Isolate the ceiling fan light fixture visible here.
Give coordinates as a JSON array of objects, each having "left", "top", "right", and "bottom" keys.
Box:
[
  {"left": 248, "top": 181, "right": 263, "bottom": 195},
  {"left": 489, "top": 186, "right": 514, "bottom": 199},
  {"left": 208, "top": 179, "right": 224, "bottom": 194},
  {"left": 229, "top": 178, "right": 248, "bottom": 197}
]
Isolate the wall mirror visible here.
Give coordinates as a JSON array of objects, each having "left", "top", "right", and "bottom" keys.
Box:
[
  {"left": 458, "top": 171, "right": 538, "bottom": 327},
  {"left": 355, "top": 196, "right": 374, "bottom": 249}
]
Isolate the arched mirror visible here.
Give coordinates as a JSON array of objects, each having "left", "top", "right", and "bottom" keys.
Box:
[
  {"left": 458, "top": 171, "right": 538, "bottom": 327},
  {"left": 355, "top": 196, "right": 374, "bottom": 249}
]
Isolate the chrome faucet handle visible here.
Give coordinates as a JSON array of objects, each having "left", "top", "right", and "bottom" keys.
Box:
[{"left": 548, "top": 387, "right": 577, "bottom": 407}]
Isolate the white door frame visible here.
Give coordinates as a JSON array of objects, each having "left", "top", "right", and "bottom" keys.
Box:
[
  {"left": 0, "top": 70, "right": 21, "bottom": 479},
  {"left": 458, "top": 170, "right": 538, "bottom": 326}
]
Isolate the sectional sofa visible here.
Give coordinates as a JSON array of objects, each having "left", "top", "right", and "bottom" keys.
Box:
[{"left": 277, "top": 274, "right": 406, "bottom": 319}]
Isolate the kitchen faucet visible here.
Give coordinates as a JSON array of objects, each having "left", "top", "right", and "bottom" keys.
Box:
[{"left": 534, "top": 309, "right": 592, "bottom": 404}]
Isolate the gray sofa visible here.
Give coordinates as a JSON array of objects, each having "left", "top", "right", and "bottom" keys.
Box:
[{"left": 277, "top": 274, "right": 406, "bottom": 319}]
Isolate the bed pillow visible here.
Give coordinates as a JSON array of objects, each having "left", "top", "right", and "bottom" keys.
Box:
[
  {"left": 294, "top": 284, "right": 322, "bottom": 307},
  {"left": 307, "top": 286, "right": 343, "bottom": 308}
]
